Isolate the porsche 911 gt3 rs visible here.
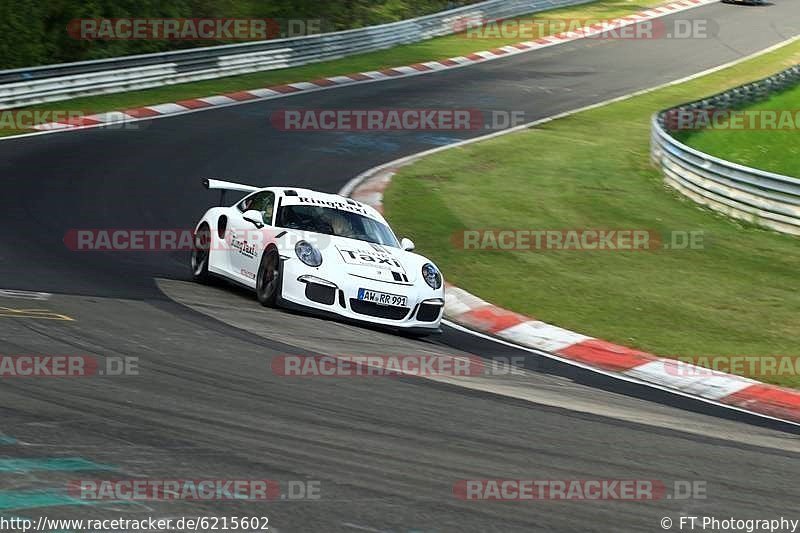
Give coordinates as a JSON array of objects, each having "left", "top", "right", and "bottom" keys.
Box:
[{"left": 191, "top": 179, "right": 445, "bottom": 334}]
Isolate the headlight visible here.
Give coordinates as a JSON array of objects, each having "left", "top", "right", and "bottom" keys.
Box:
[
  {"left": 422, "top": 263, "right": 442, "bottom": 289},
  {"left": 295, "top": 240, "right": 322, "bottom": 267}
]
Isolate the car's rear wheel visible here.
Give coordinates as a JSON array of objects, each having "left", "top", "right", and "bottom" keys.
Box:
[
  {"left": 191, "top": 224, "right": 211, "bottom": 283},
  {"left": 257, "top": 247, "right": 281, "bottom": 307}
]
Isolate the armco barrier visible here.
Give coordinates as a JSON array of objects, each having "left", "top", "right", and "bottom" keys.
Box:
[
  {"left": 651, "top": 65, "right": 800, "bottom": 236},
  {"left": 0, "top": 0, "right": 592, "bottom": 110}
]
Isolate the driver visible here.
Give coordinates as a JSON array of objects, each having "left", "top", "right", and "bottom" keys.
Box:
[{"left": 326, "top": 210, "right": 354, "bottom": 237}]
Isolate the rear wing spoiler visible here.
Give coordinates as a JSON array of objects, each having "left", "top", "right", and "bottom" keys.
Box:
[
  {"left": 202, "top": 178, "right": 259, "bottom": 193},
  {"left": 202, "top": 178, "right": 260, "bottom": 206}
]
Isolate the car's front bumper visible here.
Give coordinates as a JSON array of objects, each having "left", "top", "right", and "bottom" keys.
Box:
[{"left": 279, "top": 258, "right": 444, "bottom": 332}]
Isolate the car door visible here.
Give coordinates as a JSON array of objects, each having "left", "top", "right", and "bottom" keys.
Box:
[{"left": 227, "top": 190, "right": 276, "bottom": 287}]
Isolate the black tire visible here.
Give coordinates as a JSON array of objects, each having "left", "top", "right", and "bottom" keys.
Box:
[
  {"left": 191, "top": 224, "right": 211, "bottom": 283},
  {"left": 256, "top": 247, "right": 281, "bottom": 307}
]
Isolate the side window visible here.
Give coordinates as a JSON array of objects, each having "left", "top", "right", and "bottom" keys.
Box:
[
  {"left": 237, "top": 191, "right": 275, "bottom": 225},
  {"left": 261, "top": 193, "right": 275, "bottom": 225},
  {"left": 237, "top": 193, "right": 257, "bottom": 213}
]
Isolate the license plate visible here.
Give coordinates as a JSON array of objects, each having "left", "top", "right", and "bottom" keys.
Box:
[{"left": 357, "top": 288, "right": 408, "bottom": 307}]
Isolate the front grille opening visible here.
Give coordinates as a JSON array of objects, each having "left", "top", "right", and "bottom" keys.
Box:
[
  {"left": 416, "top": 303, "right": 442, "bottom": 322},
  {"left": 305, "top": 283, "right": 336, "bottom": 305},
  {"left": 349, "top": 299, "right": 409, "bottom": 320}
]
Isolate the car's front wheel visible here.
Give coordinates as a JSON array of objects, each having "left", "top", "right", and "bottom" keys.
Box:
[
  {"left": 191, "top": 224, "right": 211, "bottom": 283},
  {"left": 256, "top": 247, "right": 281, "bottom": 307}
]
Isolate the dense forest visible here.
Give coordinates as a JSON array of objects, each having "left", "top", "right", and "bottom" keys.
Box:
[{"left": 0, "top": 0, "right": 478, "bottom": 69}]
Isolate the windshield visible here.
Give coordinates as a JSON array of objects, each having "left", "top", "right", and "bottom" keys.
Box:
[{"left": 276, "top": 204, "right": 399, "bottom": 247}]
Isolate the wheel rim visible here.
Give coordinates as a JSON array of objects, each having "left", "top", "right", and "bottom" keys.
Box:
[
  {"left": 192, "top": 230, "right": 209, "bottom": 276},
  {"left": 259, "top": 252, "right": 279, "bottom": 299}
]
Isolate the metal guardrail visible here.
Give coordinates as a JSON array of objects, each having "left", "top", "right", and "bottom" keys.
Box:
[
  {"left": 0, "top": 0, "right": 592, "bottom": 110},
  {"left": 650, "top": 65, "right": 800, "bottom": 236}
]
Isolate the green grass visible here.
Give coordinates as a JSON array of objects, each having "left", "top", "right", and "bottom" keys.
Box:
[
  {"left": 2, "top": 0, "right": 666, "bottom": 137},
  {"left": 384, "top": 41, "right": 800, "bottom": 388},
  {"left": 675, "top": 84, "right": 800, "bottom": 177}
]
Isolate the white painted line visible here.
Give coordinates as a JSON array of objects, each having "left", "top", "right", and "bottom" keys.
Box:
[{"left": 0, "top": 289, "right": 51, "bottom": 301}]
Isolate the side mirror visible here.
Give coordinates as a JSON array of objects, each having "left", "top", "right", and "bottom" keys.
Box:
[
  {"left": 242, "top": 210, "right": 264, "bottom": 229},
  {"left": 400, "top": 237, "right": 415, "bottom": 251}
]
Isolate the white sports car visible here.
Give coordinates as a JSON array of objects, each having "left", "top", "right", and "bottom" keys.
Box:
[{"left": 191, "top": 179, "right": 445, "bottom": 335}]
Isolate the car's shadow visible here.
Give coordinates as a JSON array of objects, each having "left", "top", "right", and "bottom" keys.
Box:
[
  {"left": 191, "top": 275, "right": 441, "bottom": 342},
  {"left": 720, "top": 0, "right": 772, "bottom": 6}
]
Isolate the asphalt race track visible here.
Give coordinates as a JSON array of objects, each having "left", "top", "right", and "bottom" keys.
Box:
[{"left": 0, "top": 2, "right": 799, "bottom": 531}]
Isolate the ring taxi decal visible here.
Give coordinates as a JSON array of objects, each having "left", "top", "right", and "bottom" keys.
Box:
[{"left": 337, "top": 246, "right": 406, "bottom": 272}]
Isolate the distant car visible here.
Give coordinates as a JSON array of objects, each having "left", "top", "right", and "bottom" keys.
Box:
[
  {"left": 191, "top": 179, "right": 445, "bottom": 335},
  {"left": 721, "top": 0, "right": 766, "bottom": 4}
]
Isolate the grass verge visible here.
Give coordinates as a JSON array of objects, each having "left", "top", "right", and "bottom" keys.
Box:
[
  {"left": 2, "top": 0, "right": 667, "bottom": 137},
  {"left": 675, "top": 84, "right": 800, "bottom": 177},
  {"left": 384, "top": 40, "right": 800, "bottom": 388}
]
